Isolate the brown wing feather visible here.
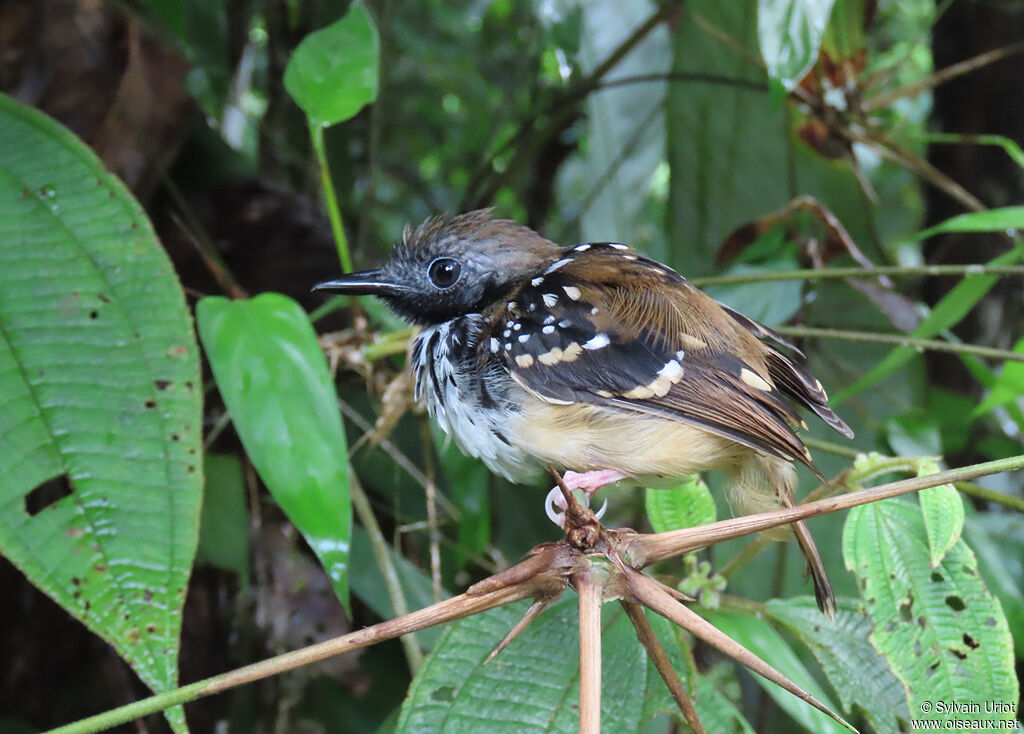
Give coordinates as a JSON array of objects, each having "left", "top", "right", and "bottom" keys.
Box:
[{"left": 496, "top": 244, "right": 845, "bottom": 475}]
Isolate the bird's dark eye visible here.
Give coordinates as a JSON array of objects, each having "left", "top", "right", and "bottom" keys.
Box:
[{"left": 427, "top": 257, "right": 461, "bottom": 289}]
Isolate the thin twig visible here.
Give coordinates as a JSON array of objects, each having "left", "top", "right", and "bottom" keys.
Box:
[
  {"left": 864, "top": 40, "right": 1024, "bottom": 112},
  {"left": 348, "top": 472, "right": 425, "bottom": 673},
  {"left": 627, "top": 455, "right": 1024, "bottom": 566},
  {"left": 623, "top": 569, "right": 854, "bottom": 730},
  {"left": 772, "top": 324, "right": 1024, "bottom": 363},
  {"left": 689, "top": 264, "right": 1024, "bottom": 287},
  {"left": 621, "top": 601, "right": 706, "bottom": 734},
  {"left": 954, "top": 480, "right": 1024, "bottom": 514}
]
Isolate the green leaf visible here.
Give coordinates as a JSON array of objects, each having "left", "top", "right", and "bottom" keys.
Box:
[
  {"left": 0, "top": 93, "right": 202, "bottom": 732},
  {"left": 197, "top": 293, "right": 352, "bottom": 612},
  {"left": 197, "top": 453, "right": 250, "bottom": 585},
  {"left": 964, "top": 513, "right": 1024, "bottom": 653},
  {"left": 836, "top": 208, "right": 1024, "bottom": 403},
  {"left": 284, "top": 0, "right": 381, "bottom": 126},
  {"left": 644, "top": 475, "right": 716, "bottom": 533},
  {"left": 842, "top": 499, "right": 1018, "bottom": 724},
  {"left": 766, "top": 597, "right": 910, "bottom": 734},
  {"left": 396, "top": 597, "right": 648, "bottom": 733},
  {"left": 972, "top": 337, "right": 1024, "bottom": 417},
  {"left": 915, "top": 459, "right": 963, "bottom": 567},
  {"left": 757, "top": 0, "right": 836, "bottom": 91},
  {"left": 707, "top": 611, "right": 848, "bottom": 734}
]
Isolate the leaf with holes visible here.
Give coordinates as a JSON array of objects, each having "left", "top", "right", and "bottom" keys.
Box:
[
  {"left": 0, "top": 94, "right": 201, "bottom": 732},
  {"left": 843, "top": 499, "right": 1018, "bottom": 725},
  {"left": 767, "top": 597, "right": 910, "bottom": 734},
  {"left": 197, "top": 293, "right": 351, "bottom": 613}
]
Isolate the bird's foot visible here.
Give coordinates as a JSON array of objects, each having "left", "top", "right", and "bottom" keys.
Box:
[{"left": 543, "top": 470, "right": 626, "bottom": 528}]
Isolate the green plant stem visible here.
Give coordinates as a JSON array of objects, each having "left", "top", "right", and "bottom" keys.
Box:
[
  {"left": 802, "top": 436, "right": 862, "bottom": 460},
  {"left": 348, "top": 471, "right": 425, "bottom": 673},
  {"left": 689, "top": 264, "right": 1024, "bottom": 287},
  {"left": 309, "top": 121, "right": 353, "bottom": 273},
  {"left": 954, "top": 480, "right": 1024, "bottom": 514},
  {"left": 772, "top": 324, "right": 1024, "bottom": 363}
]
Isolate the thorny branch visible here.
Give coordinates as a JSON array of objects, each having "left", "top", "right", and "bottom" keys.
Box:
[{"left": 46, "top": 454, "right": 1024, "bottom": 734}]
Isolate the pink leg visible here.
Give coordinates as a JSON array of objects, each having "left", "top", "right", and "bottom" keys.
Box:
[{"left": 544, "top": 469, "right": 627, "bottom": 527}]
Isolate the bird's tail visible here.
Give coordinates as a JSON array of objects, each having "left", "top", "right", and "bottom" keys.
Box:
[{"left": 727, "top": 453, "right": 836, "bottom": 618}]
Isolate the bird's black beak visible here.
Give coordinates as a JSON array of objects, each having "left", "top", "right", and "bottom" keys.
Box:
[{"left": 312, "top": 269, "right": 406, "bottom": 296}]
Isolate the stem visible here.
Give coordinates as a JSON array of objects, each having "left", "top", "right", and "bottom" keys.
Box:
[
  {"left": 954, "top": 480, "right": 1024, "bottom": 514},
  {"left": 772, "top": 324, "right": 1024, "bottom": 364},
  {"left": 349, "top": 471, "right": 425, "bottom": 673},
  {"left": 309, "top": 121, "right": 353, "bottom": 273},
  {"left": 621, "top": 601, "right": 706, "bottom": 734},
  {"left": 864, "top": 40, "right": 1024, "bottom": 112},
  {"left": 45, "top": 583, "right": 532, "bottom": 734},
  {"left": 689, "top": 264, "right": 1024, "bottom": 287},
  {"left": 632, "top": 455, "right": 1024, "bottom": 565},
  {"left": 802, "top": 436, "right": 862, "bottom": 460},
  {"left": 576, "top": 569, "right": 603, "bottom": 734}
]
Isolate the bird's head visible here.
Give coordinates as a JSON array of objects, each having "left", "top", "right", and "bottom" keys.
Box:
[{"left": 314, "top": 210, "right": 562, "bottom": 325}]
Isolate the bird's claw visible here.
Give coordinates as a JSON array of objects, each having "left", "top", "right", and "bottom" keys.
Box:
[{"left": 544, "top": 486, "right": 608, "bottom": 528}]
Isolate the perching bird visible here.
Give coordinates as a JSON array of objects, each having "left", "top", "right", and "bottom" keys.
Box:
[{"left": 315, "top": 210, "right": 853, "bottom": 616}]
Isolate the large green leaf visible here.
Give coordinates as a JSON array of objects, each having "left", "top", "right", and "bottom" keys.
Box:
[
  {"left": 0, "top": 93, "right": 202, "bottom": 732},
  {"left": 396, "top": 598, "right": 650, "bottom": 733},
  {"left": 767, "top": 597, "right": 910, "bottom": 734},
  {"left": 757, "top": 0, "right": 836, "bottom": 92},
  {"left": 197, "top": 293, "right": 352, "bottom": 612},
  {"left": 843, "top": 499, "right": 1018, "bottom": 725},
  {"left": 707, "top": 611, "right": 848, "bottom": 734},
  {"left": 284, "top": 0, "right": 381, "bottom": 126}
]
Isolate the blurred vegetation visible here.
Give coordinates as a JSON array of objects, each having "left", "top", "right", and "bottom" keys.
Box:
[{"left": 0, "top": 0, "right": 1022, "bottom": 732}]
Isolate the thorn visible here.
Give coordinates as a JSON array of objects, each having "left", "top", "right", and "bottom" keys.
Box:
[{"left": 484, "top": 597, "right": 558, "bottom": 663}]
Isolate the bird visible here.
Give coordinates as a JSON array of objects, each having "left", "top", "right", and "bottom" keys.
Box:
[{"left": 314, "top": 209, "right": 854, "bottom": 616}]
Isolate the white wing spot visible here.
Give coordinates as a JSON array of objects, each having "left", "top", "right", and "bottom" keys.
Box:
[
  {"left": 513, "top": 323, "right": 522, "bottom": 331},
  {"left": 531, "top": 277, "right": 544, "bottom": 286},
  {"left": 621, "top": 254, "right": 638, "bottom": 261},
  {"left": 542, "top": 325, "right": 555, "bottom": 334},
  {"left": 563, "top": 285, "right": 581, "bottom": 300},
  {"left": 574, "top": 243, "right": 591, "bottom": 252},
  {"left": 590, "top": 307, "right": 599, "bottom": 315},
  {"left": 502, "top": 329, "right": 511, "bottom": 338},
  {"left": 542, "top": 293, "right": 558, "bottom": 308},
  {"left": 518, "top": 333, "right": 530, "bottom": 343},
  {"left": 676, "top": 349, "right": 686, "bottom": 361},
  {"left": 490, "top": 338, "right": 500, "bottom": 353},
  {"left": 543, "top": 314, "right": 555, "bottom": 324},
  {"left": 610, "top": 243, "right": 629, "bottom": 250},
  {"left": 740, "top": 368, "right": 773, "bottom": 391},
  {"left": 545, "top": 258, "right": 572, "bottom": 274},
  {"left": 658, "top": 359, "right": 683, "bottom": 380},
  {"left": 583, "top": 333, "right": 610, "bottom": 350},
  {"left": 507, "top": 301, "right": 517, "bottom": 311},
  {"left": 504, "top": 342, "right": 513, "bottom": 350}
]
